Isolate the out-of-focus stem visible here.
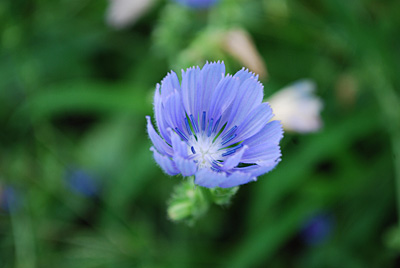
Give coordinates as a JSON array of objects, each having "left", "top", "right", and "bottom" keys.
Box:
[
  {"left": 392, "top": 133, "right": 400, "bottom": 227},
  {"left": 367, "top": 63, "right": 400, "bottom": 228}
]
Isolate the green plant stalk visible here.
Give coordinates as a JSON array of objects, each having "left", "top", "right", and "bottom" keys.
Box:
[
  {"left": 10, "top": 208, "right": 36, "bottom": 268},
  {"left": 393, "top": 133, "right": 400, "bottom": 220},
  {"left": 367, "top": 63, "right": 400, "bottom": 228}
]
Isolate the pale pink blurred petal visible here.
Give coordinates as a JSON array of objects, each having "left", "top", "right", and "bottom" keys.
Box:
[{"left": 222, "top": 28, "right": 268, "bottom": 80}]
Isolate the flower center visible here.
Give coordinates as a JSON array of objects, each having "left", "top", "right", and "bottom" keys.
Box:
[
  {"left": 176, "top": 112, "right": 243, "bottom": 172},
  {"left": 189, "top": 133, "right": 221, "bottom": 169}
]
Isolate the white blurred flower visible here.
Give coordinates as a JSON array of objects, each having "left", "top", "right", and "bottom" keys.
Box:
[
  {"left": 268, "top": 80, "right": 323, "bottom": 133},
  {"left": 106, "top": 0, "right": 154, "bottom": 29}
]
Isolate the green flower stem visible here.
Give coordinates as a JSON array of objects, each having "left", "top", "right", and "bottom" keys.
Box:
[
  {"left": 10, "top": 207, "right": 36, "bottom": 268},
  {"left": 392, "top": 134, "right": 400, "bottom": 228}
]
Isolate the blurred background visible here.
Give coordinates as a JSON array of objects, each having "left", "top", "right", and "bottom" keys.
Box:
[{"left": 1, "top": 0, "right": 400, "bottom": 267}]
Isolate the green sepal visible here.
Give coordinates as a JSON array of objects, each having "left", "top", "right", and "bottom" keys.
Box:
[
  {"left": 167, "top": 177, "right": 209, "bottom": 225},
  {"left": 209, "top": 186, "right": 239, "bottom": 206}
]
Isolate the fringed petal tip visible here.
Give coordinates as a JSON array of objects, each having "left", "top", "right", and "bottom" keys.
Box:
[
  {"left": 267, "top": 120, "right": 285, "bottom": 144},
  {"left": 235, "top": 67, "right": 259, "bottom": 81},
  {"left": 146, "top": 116, "right": 173, "bottom": 156},
  {"left": 205, "top": 60, "right": 224, "bottom": 65},
  {"left": 181, "top": 61, "right": 226, "bottom": 78},
  {"left": 150, "top": 147, "right": 179, "bottom": 176},
  {"left": 251, "top": 158, "right": 281, "bottom": 177}
]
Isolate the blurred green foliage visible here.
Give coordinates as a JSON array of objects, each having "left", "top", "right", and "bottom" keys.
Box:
[{"left": 1, "top": 0, "right": 400, "bottom": 267}]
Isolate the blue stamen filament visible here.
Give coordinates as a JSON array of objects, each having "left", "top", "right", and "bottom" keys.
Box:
[
  {"left": 175, "top": 127, "right": 188, "bottom": 141},
  {"left": 222, "top": 149, "right": 236, "bottom": 157},
  {"left": 184, "top": 118, "right": 192, "bottom": 136},
  {"left": 221, "top": 125, "right": 237, "bottom": 140},
  {"left": 231, "top": 143, "right": 244, "bottom": 151},
  {"left": 222, "top": 144, "right": 243, "bottom": 157},
  {"left": 212, "top": 117, "right": 221, "bottom": 134},
  {"left": 212, "top": 160, "right": 223, "bottom": 167},
  {"left": 190, "top": 114, "right": 199, "bottom": 133},
  {"left": 221, "top": 134, "right": 237, "bottom": 146},
  {"left": 191, "top": 146, "right": 196, "bottom": 154},
  {"left": 202, "top": 111, "right": 206, "bottom": 132},
  {"left": 211, "top": 166, "right": 221, "bottom": 172},
  {"left": 207, "top": 118, "right": 214, "bottom": 137}
]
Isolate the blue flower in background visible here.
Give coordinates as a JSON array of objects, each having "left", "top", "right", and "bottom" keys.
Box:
[
  {"left": 301, "top": 213, "right": 334, "bottom": 245},
  {"left": 65, "top": 169, "right": 99, "bottom": 197},
  {"left": 147, "top": 62, "right": 283, "bottom": 188},
  {"left": 174, "top": 0, "right": 219, "bottom": 9},
  {"left": 0, "top": 186, "right": 20, "bottom": 212}
]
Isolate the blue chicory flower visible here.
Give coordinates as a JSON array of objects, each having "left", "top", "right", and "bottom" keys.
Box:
[
  {"left": 301, "top": 213, "right": 334, "bottom": 245},
  {"left": 0, "top": 186, "right": 20, "bottom": 212},
  {"left": 65, "top": 169, "right": 99, "bottom": 197},
  {"left": 147, "top": 61, "right": 283, "bottom": 188},
  {"left": 174, "top": 0, "right": 219, "bottom": 9}
]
